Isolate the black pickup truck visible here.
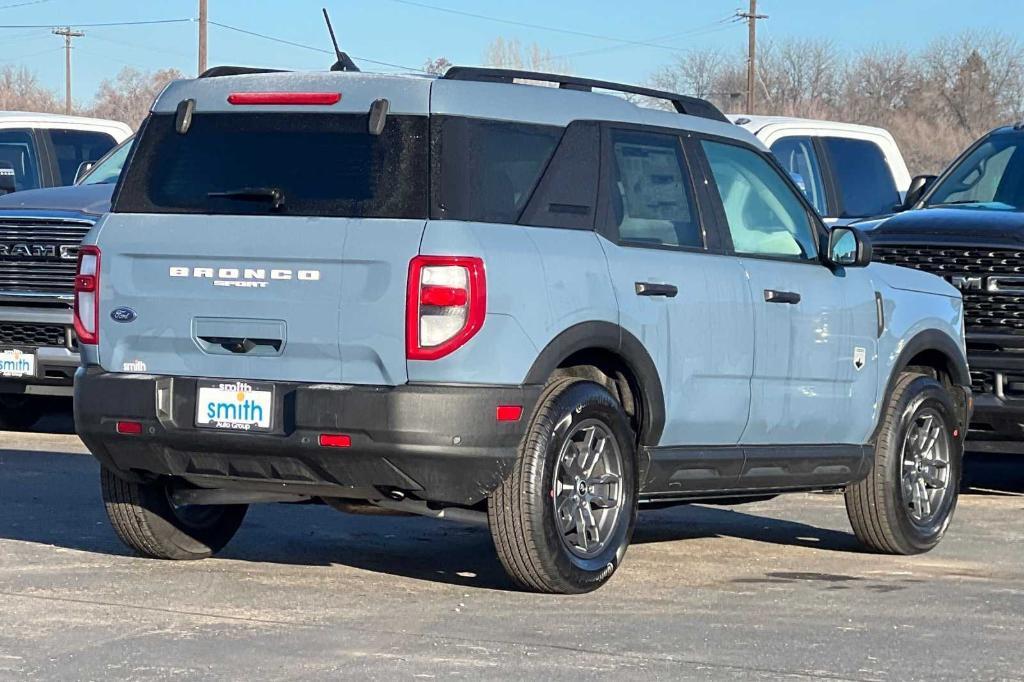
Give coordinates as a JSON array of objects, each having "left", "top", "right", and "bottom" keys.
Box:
[{"left": 867, "top": 124, "right": 1024, "bottom": 442}]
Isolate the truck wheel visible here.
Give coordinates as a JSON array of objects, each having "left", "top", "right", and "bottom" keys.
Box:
[
  {"left": 101, "top": 466, "right": 247, "bottom": 560},
  {"left": 488, "top": 378, "right": 638, "bottom": 594},
  {"left": 0, "top": 395, "right": 44, "bottom": 430},
  {"left": 845, "top": 372, "right": 962, "bottom": 554}
]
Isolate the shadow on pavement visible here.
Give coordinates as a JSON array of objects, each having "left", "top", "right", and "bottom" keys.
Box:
[{"left": 1, "top": 405, "right": 1021, "bottom": 591}]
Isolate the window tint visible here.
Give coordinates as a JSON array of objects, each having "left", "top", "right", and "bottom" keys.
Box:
[
  {"left": 46, "top": 129, "right": 117, "bottom": 186},
  {"left": 0, "top": 129, "right": 39, "bottom": 191},
  {"left": 770, "top": 136, "right": 827, "bottom": 215},
  {"left": 116, "top": 113, "right": 429, "bottom": 218},
  {"left": 822, "top": 137, "right": 900, "bottom": 218},
  {"left": 925, "top": 135, "right": 1024, "bottom": 210},
  {"left": 609, "top": 130, "right": 702, "bottom": 248},
  {"left": 702, "top": 140, "right": 817, "bottom": 259},
  {"left": 434, "top": 117, "right": 561, "bottom": 223}
]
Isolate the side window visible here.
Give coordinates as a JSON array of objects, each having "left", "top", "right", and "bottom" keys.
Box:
[
  {"left": 434, "top": 117, "right": 562, "bottom": 223},
  {"left": 609, "top": 129, "right": 702, "bottom": 249},
  {"left": 821, "top": 137, "right": 900, "bottom": 219},
  {"left": 0, "top": 129, "right": 40, "bottom": 191},
  {"left": 770, "top": 136, "right": 827, "bottom": 216},
  {"left": 701, "top": 140, "right": 817, "bottom": 260},
  {"left": 45, "top": 129, "right": 117, "bottom": 186}
]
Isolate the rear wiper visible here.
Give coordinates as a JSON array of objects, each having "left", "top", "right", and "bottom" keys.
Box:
[{"left": 207, "top": 187, "right": 285, "bottom": 210}]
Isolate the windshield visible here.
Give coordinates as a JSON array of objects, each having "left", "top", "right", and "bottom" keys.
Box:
[
  {"left": 78, "top": 137, "right": 133, "bottom": 185},
  {"left": 115, "top": 113, "right": 428, "bottom": 218},
  {"left": 926, "top": 133, "right": 1024, "bottom": 210}
]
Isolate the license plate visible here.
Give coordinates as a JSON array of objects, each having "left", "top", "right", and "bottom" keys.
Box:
[
  {"left": 0, "top": 349, "right": 35, "bottom": 378},
  {"left": 195, "top": 381, "right": 273, "bottom": 432}
]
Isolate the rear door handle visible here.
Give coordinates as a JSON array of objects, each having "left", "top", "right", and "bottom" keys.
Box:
[
  {"left": 763, "top": 289, "right": 801, "bottom": 304},
  {"left": 635, "top": 282, "right": 678, "bottom": 298}
]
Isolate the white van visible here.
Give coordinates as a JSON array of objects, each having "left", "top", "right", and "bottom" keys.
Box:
[{"left": 730, "top": 115, "right": 910, "bottom": 224}]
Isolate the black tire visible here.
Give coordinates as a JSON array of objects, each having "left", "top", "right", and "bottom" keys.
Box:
[
  {"left": 845, "top": 372, "right": 962, "bottom": 555},
  {"left": 488, "top": 378, "right": 638, "bottom": 594},
  {"left": 101, "top": 466, "right": 248, "bottom": 560},
  {"left": 0, "top": 394, "right": 45, "bottom": 430}
]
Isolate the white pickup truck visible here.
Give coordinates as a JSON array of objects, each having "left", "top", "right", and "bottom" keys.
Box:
[{"left": 730, "top": 115, "right": 911, "bottom": 225}]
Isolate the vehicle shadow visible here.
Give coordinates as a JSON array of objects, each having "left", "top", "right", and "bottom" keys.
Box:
[{"left": 1, "top": 443, "right": 1020, "bottom": 592}]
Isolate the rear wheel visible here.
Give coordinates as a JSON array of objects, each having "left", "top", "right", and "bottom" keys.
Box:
[
  {"left": 488, "top": 378, "right": 638, "bottom": 594},
  {"left": 845, "top": 372, "right": 962, "bottom": 554},
  {"left": 0, "top": 394, "right": 45, "bottom": 430},
  {"left": 101, "top": 466, "right": 248, "bottom": 560}
]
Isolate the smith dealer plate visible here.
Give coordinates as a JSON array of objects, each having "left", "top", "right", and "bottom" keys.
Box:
[
  {"left": 0, "top": 349, "right": 35, "bottom": 378},
  {"left": 195, "top": 381, "right": 273, "bottom": 432}
]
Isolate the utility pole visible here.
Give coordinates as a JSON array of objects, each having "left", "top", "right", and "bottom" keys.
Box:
[
  {"left": 737, "top": 0, "right": 767, "bottom": 114},
  {"left": 53, "top": 26, "right": 84, "bottom": 115},
  {"left": 198, "top": 0, "right": 208, "bottom": 75}
]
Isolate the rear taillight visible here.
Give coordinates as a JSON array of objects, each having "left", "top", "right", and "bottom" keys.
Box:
[
  {"left": 74, "top": 245, "right": 100, "bottom": 345},
  {"left": 406, "top": 255, "right": 486, "bottom": 361}
]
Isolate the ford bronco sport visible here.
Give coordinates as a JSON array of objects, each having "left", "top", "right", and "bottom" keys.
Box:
[{"left": 74, "top": 66, "right": 971, "bottom": 594}]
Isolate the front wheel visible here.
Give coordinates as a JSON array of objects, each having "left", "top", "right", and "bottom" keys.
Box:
[
  {"left": 488, "top": 378, "right": 638, "bottom": 594},
  {"left": 101, "top": 467, "right": 248, "bottom": 560},
  {"left": 845, "top": 372, "right": 962, "bottom": 554}
]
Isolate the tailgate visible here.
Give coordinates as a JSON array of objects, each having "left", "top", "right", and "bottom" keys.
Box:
[{"left": 93, "top": 213, "right": 424, "bottom": 386}]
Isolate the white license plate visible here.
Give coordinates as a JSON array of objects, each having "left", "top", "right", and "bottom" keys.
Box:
[
  {"left": 0, "top": 349, "right": 35, "bottom": 378},
  {"left": 195, "top": 382, "right": 273, "bottom": 432}
]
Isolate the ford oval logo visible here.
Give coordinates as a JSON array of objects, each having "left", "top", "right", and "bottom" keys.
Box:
[{"left": 110, "top": 307, "right": 137, "bottom": 323}]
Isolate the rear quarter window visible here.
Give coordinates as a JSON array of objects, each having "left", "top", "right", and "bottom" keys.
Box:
[{"left": 433, "top": 117, "right": 562, "bottom": 223}]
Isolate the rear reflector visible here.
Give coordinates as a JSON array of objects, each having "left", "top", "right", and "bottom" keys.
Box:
[
  {"left": 116, "top": 420, "right": 142, "bottom": 435},
  {"left": 496, "top": 405, "right": 523, "bottom": 422},
  {"left": 319, "top": 433, "right": 352, "bottom": 448},
  {"left": 227, "top": 92, "right": 341, "bottom": 106}
]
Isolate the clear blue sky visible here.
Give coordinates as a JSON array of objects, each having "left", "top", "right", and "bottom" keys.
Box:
[{"left": 0, "top": 0, "right": 1020, "bottom": 107}]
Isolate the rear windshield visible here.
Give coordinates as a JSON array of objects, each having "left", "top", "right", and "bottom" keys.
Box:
[{"left": 115, "top": 113, "right": 429, "bottom": 218}]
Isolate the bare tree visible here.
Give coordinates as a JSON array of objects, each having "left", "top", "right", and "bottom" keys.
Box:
[
  {"left": 88, "top": 67, "right": 185, "bottom": 129},
  {"left": 422, "top": 57, "right": 453, "bottom": 76},
  {"left": 483, "top": 38, "right": 571, "bottom": 75},
  {"left": 0, "top": 66, "right": 61, "bottom": 114},
  {"left": 650, "top": 49, "right": 733, "bottom": 104}
]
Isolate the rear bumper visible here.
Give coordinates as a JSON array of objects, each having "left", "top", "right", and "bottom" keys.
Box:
[{"left": 74, "top": 367, "right": 541, "bottom": 505}]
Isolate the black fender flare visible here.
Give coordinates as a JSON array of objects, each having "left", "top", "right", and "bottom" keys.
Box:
[
  {"left": 525, "top": 321, "right": 666, "bottom": 445},
  {"left": 877, "top": 328, "right": 971, "bottom": 436}
]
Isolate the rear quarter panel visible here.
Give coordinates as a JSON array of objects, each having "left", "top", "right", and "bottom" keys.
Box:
[{"left": 410, "top": 221, "right": 617, "bottom": 385}]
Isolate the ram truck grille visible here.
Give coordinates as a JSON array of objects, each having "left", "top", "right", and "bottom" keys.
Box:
[
  {"left": 0, "top": 218, "right": 93, "bottom": 295},
  {"left": 0, "top": 322, "right": 67, "bottom": 348},
  {"left": 873, "top": 245, "right": 1024, "bottom": 335}
]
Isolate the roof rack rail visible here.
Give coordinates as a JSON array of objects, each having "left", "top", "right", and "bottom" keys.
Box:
[
  {"left": 443, "top": 66, "right": 728, "bottom": 123},
  {"left": 199, "top": 66, "right": 290, "bottom": 79}
]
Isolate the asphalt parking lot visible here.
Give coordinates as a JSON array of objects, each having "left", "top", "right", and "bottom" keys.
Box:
[{"left": 1, "top": 403, "right": 1022, "bottom": 681}]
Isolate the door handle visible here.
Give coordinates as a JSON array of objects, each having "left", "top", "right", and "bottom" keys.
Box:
[
  {"left": 635, "top": 282, "right": 678, "bottom": 298},
  {"left": 763, "top": 289, "right": 801, "bottom": 304}
]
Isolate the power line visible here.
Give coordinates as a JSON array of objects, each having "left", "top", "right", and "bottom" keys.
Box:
[
  {"left": 0, "top": 18, "right": 192, "bottom": 29},
  {"left": 553, "top": 16, "right": 743, "bottom": 61},
  {"left": 208, "top": 20, "right": 423, "bottom": 72},
  {"left": 0, "top": 0, "right": 54, "bottom": 9},
  {"left": 381, "top": 0, "right": 693, "bottom": 53}
]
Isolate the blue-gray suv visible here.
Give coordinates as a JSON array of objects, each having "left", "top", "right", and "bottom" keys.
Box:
[{"left": 73, "top": 66, "right": 972, "bottom": 593}]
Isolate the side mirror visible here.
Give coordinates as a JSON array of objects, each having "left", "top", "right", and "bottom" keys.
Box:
[
  {"left": 827, "top": 226, "right": 872, "bottom": 267},
  {"left": 74, "top": 160, "right": 95, "bottom": 184},
  {"left": 899, "top": 174, "right": 937, "bottom": 211},
  {"left": 0, "top": 162, "right": 15, "bottom": 195}
]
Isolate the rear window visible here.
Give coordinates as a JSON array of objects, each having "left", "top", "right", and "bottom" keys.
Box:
[
  {"left": 115, "top": 113, "right": 429, "bottom": 218},
  {"left": 822, "top": 137, "right": 900, "bottom": 219},
  {"left": 46, "top": 129, "right": 117, "bottom": 186}
]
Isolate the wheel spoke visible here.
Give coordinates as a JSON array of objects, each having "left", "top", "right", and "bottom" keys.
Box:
[
  {"left": 581, "top": 504, "right": 599, "bottom": 546},
  {"left": 556, "top": 494, "right": 577, "bottom": 533},
  {"left": 590, "top": 494, "right": 617, "bottom": 509},
  {"left": 574, "top": 506, "right": 589, "bottom": 551}
]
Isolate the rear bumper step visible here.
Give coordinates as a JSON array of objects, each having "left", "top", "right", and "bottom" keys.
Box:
[{"left": 74, "top": 367, "right": 541, "bottom": 505}]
